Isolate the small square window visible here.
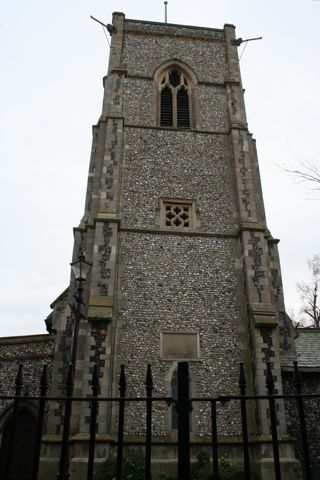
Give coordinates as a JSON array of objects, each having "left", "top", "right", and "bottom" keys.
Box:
[{"left": 160, "top": 199, "right": 196, "bottom": 229}]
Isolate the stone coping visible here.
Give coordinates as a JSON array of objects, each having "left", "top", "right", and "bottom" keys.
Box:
[
  {"left": 0, "top": 333, "right": 55, "bottom": 346},
  {"left": 42, "top": 433, "right": 293, "bottom": 445},
  {"left": 282, "top": 366, "right": 320, "bottom": 373},
  {"left": 125, "top": 18, "right": 225, "bottom": 34}
]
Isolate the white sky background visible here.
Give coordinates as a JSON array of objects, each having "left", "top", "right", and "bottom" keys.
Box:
[{"left": 0, "top": 0, "right": 319, "bottom": 336}]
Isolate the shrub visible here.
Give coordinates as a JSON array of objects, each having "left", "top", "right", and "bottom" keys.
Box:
[
  {"left": 191, "top": 452, "right": 256, "bottom": 480},
  {"left": 93, "top": 454, "right": 145, "bottom": 480},
  {"left": 94, "top": 451, "right": 258, "bottom": 480},
  {"left": 191, "top": 451, "right": 211, "bottom": 480},
  {"left": 161, "top": 451, "right": 250, "bottom": 480},
  {"left": 219, "top": 456, "right": 246, "bottom": 480}
]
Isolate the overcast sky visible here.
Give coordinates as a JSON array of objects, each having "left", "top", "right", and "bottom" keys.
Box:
[{"left": 1, "top": 0, "right": 319, "bottom": 336}]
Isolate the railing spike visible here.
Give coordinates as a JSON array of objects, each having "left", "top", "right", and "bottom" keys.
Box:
[
  {"left": 177, "top": 362, "right": 191, "bottom": 479},
  {"left": 15, "top": 364, "right": 23, "bottom": 396},
  {"left": 266, "top": 361, "right": 281, "bottom": 479},
  {"left": 239, "top": 362, "right": 246, "bottom": 394},
  {"left": 5, "top": 364, "right": 23, "bottom": 478},
  {"left": 40, "top": 364, "right": 48, "bottom": 396},
  {"left": 119, "top": 364, "right": 126, "bottom": 396},
  {"left": 266, "top": 362, "right": 274, "bottom": 394},
  {"left": 87, "top": 364, "right": 99, "bottom": 480},
  {"left": 57, "top": 363, "right": 74, "bottom": 479},
  {"left": 238, "top": 362, "right": 251, "bottom": 478},
  {"left": 293, "top": 361, "right": 302, "bottom": 393},
  {"left": 92, "top": 364, "right": 99, "bottom": 396},
  {"left": 145, "top": 364, "right": 153, "bottom": 480},
  {"left": 66, "top": 363, "right": 74, "bottom": 396},
  {"left": 293, "top": 362, "right": 311, "bottom": 478},
  {"left": 33, "top": 365, "right": 48, "bottom": 479},
  {"left": 145, "top": 364, "right": 153, "bottom": 393},
  {"left": 117, "top": 365, "right": 126, "bottom": 480}
]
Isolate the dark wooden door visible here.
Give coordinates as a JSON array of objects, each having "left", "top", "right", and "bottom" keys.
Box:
[{"left": 0, "top": 409, "right": 37, "bottom": 480}]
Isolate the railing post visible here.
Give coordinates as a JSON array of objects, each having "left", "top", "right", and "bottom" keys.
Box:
[
  {"left": 87, "top": 364, "right": 99, "bottom": 480},
  {"left": 177, "top": 362, "right": 191, "bottom": 480},
  {"left": 239, "top": 362, "right": 250, "bottom": 479},
  {"left": 116, "top": 365, "right": 126, "bottom": 480},
  {"left": 57, "top": 363, "right": 74, "bottom": 480},
  {"left": 32, "top": 364, "right": 48, "bottom": 479},
  {"left": 145, "top": 364, "right": 153, "bottom": 480},
  {"left": 210, "top": 400, "right": 219, "bottom": 480},
  {"left": 266, "top": 362, "right": 281, "bottom": 480},
  {"left": 293, "top": 361, "right": 311, "bottom": 480},
  {"left": 5, "top": 364, "right": 23, "bottom": 479}
]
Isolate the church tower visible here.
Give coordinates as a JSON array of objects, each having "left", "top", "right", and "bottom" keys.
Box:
[{"left": 43, "top": 12, "right": 299, "bottom": 479}]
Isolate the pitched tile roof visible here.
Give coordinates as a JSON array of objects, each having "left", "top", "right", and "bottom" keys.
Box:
[{"left": 296, "top": 328, "right": 320, "bottom": 368}]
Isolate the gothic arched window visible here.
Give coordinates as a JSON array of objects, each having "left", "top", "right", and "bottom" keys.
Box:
[{"left": 159, "top": 68, "right": 192, "bottom": 129}]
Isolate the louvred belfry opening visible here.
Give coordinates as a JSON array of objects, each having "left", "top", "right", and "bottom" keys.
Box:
[
  {"left": 177, "top": 86, "right": 189, "bottom": 128},
  {"left": 160, "top": 86, "right": 173, "bottom": 126},
  {"left": 159, "top": 68, "right": 190, "bottom": 128}
]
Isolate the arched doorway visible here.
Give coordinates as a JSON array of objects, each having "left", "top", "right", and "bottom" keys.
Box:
[{"left": 0, "top": 408, "right": 38, "bottom": 480}]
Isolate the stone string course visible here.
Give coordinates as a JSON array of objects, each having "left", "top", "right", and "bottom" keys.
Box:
[{"left": 125, "top": 21, "right": 225, "bottom": 41}]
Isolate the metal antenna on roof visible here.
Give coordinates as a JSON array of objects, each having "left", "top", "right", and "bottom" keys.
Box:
[
  {"left": 232, "top": 36, "right": 262, "bottom": 47},
  {"left": 232, "top": 36, "right": 262, "bottom": 61},
  {"left": 90, "top": 15, "right": 118, "bottom": 47},
  {"left": 164, "top": 1, "right": 168, "bottom": 23}
]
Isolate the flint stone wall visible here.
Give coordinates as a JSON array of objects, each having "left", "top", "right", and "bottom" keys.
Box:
[
  {"left": 198, "top": 85, "right": 229, "bottom": 131},
  {"left": 116, "top": 18, "right": 243, "bottom": 439},
  {"left": 123, "top": 24, "right": 227, "bottom": 84},
  {"left": 0, "top": 335, "right": 55, "bottom": 414},
  {"left": 116, "top": 232, "right": 243, "bottom": 436},
  {"left": 125, "top": 78, "right": 229, "bottom": 132},
  {"left": 283, "top": 372, "right": 320, "bottom": 480},
  {"left": 121, "top": 128, "right": 238, "bottom": 232}
]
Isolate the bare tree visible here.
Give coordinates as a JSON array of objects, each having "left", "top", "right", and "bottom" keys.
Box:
[
  {"left": 297, "top": 255, "right": 320, "bottom": 328},
  {"left": 285, "top": 162, "right": 320, "bottom": 191},
  {"left": 281, "top": 156, "right": 320, "bottom": 196}
]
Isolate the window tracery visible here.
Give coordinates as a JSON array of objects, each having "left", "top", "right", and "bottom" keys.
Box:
[
  {"left": 158, "top": 67, "right": 192, "bottom": 128},
  {"left": 160, "top": 199, "right": 195, "bottom": 229}
]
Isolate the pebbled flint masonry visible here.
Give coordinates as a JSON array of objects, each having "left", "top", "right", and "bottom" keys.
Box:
[
  {"left": 118, "top": 233, "right": 242, "bottom": 436},
  {"left": 0, "top": 335, "right": 54, "bottom": 414}
]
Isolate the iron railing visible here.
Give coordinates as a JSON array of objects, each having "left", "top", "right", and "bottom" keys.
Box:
[{"left": 0, "top": 361, "right": 319, "bottom": 480}]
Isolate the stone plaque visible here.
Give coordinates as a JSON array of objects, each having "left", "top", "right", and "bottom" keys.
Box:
[{"left": 161, "top": 332, "right": 199, "bottom": 360}]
